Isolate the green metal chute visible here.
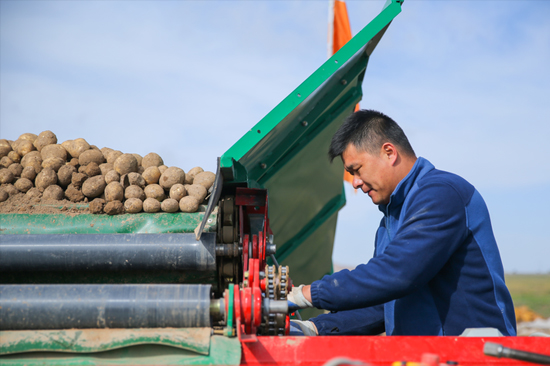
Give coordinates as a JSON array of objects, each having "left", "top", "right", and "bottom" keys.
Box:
[{"left": 220, "top": 1, "right": 403, "bottom": 297}]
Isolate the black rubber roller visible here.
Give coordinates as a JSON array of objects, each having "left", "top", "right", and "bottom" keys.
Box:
[
  {"left": 0, "top": 284, "right": 212, "bottom": 330},
  {"left": 0, "top": 233, "right": 216, "bottom": 272}
]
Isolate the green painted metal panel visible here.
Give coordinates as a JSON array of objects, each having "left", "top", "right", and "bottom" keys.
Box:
[
  {"left": 221, "top": 1, "right": 403, "bottom": 288},
  {"left": 0, "top": 335, "right": 241, "bottom": 366},
  {"left": 0, "top": 207, "right": 217, "bottom": 235},
  {"left": 0, "top": 328, "right": 211, "bottom": 356}
]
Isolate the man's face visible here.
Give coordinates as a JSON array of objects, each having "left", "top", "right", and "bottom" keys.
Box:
[{"left": 342, "top": 143, "right": 396, "bottom": 205}]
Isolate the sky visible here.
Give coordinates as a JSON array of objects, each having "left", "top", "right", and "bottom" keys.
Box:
[{"left": 1, "top": 0, "right": 549, "bottom": 273}]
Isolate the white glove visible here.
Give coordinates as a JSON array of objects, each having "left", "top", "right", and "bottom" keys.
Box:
[
  {"left": 290, "top": 320, "right": 318, "bottom": 336},
  {"left": 287, "top": 284, "right": 313, "bottom": 309}
]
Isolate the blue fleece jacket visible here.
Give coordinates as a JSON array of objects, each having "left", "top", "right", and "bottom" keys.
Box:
[{"left": 310, "top": 157, "right": 516, "bottom": 336}]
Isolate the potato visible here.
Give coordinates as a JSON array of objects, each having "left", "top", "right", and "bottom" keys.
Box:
[
  {"left": 105, "top": 170, "right": 120, "bottom": 184},
  {"left": 21, "top": 166, "right": 37, "bottom": 181},
  {"left": 41, "top": 144, "right": 67, "bottom": 161},
  {"left": 193, "top": 171, "right": 215, "bottom": 190},
  {"left": 104, "top": 200, "right": 124, "bottom": 215},
  {"left": 124, "top": 198, "right": 143, "bottom": 213},
  {"left": 3, "top": 183, "right": 19, "bottom": 197},
  {"left": 57, "top": 165, "right": 76, "bottom": 187},
  {"left": 143, "top": 197, "right": 161, "bottom": 213},
  {"left": 81, "top": 175, "right": 107, "bottom": 198},
  {"left": 137, "top": 166, "right": 145, "bottom": 174},
  {"left": 187, "top": 184, "right": 207, "bottom": 203},
  {"left": 42, "top": 185, "right": 64, "bottom": 200},
  {"left": 65, "top": 184, "right": 84, "bottom": 202},
  {"left": 159, "top": 167, "right": 185, "bottom": 190},
  {"left": 100, "top": 147, "right": 113, "bottom": 156},
  {"left": 61, "top": 139, "right": 72, "bottom": 152},
  {"left": 18, "top": 133, "right": 38, "bottom": 142},
  {"left": 0, "top": 156, "right": 13, "bottom": 168},
  {"left": 21, "top": 151, "right": 42, "bottom": 173},
  {"left": 42, "top": 157, "right": 65, "bottom": 172},
  {"left": 99, "top": 163, "right": 114, "bottom": 175},
  {"left": 169, "top": 183, "right": 187, "bottom": 201},
  {"left": 125, "top": 185, "right": 146, "bottom": 201},
  {"left": 114, "top": 154, "right": 138, "bottom": 175},
  {"left": 64, "top": 138, "right": 90, "bottom": 158},
  {"left": 35, "top": 168, "right": 57, "bottom": 191},
  {"left": 81, "top": 175, "right": 106, "bottom": 198},
  {"left": 0, "top": 139, "right": 12, "bottom": 158},
  {"left": 161, "top": 198, "right": 179, "bottom": 213},
  {"left": 79, "top": 149, "right": 105, "bottom": 166},
  {"left": 158, "top": 165, "right": 168, "bottom": 174},
  {"left": 0, "top": 188, "right": 8, "bottom": 202},
  {"left": 0, "top": 168, "right": 15, "bottom": 184},
  {"left": 26, "top": 187, "right": 41, "bottom": 198},
  {"left": 13, "top": 139, "right": 35, "bottom": 156},
  {"left": 34, "top": 131, "right": 57, "bottom": 151},
  {"left": 71, "top": 172, "right": 87, "bottom": 188},
  {"left": 8, "top": 151, "right": 21, "bottom": 163},
  {"left": 104, "top": 181, "right": 124, "bottom": 202},
  {"left": 81, "top": 162, "right": 101, "bottom": 177},
  {"left": 185, "top": 166, "right": 204, "bottom": 184},
  {"left": 128, "top": 172, "right": 146, "bottom": 188},
  {"left": 119, "top": 174, "right": 130, "bottom": 189},
  {"left": 131, "top": 153, "right": 143, "bottom": 166},
  {"left": 142, "top": 166, "right": 161, "bottom": 185},
  {"left": 89, "top": 198, "right": 106, "bottom": 214},
  {"left": 106, "top": 150, "right": 123, "bottom": 164},
  {"left": 144, "top": 184, "right": 165, "bottom": 202},
  {"left": 90, "top": 145, "right": 100, "bottom": 151},
  {"left": 179, "top": 196, "right": 199, "bottom": 213},
  {"left": 142, "top": 153, "right": 164, "bottom": 168},
  {"left": 8, "top": 163, "right": 23, "bottom": 177},
  {"left": 68, "top": 158, "right": 79, "bottom": 167},
  {"left": 14, "top": 178, "right": 33, "bottom": 193}
]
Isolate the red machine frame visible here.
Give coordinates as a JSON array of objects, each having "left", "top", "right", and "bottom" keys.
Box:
[{"left": 241, "top": 336, "right": 550, "bottom": 366}]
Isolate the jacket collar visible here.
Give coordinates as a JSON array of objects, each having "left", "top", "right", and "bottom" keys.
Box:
[{"left": 378, "top": 157, "right": 435, "bottom": 214}]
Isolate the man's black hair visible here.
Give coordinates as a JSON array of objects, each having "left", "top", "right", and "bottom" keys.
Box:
[{"left": 328, "top": 109, "right": 416, "bottom": 162}]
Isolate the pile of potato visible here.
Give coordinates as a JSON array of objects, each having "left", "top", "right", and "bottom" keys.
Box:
[{"left": 0, "top": 131, "right": 215, "bottom": 215}]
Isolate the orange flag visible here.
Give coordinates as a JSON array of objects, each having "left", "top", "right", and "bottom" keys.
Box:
[
  {"left": 329, "top": 0, "right": 358, "bottom": 186},
  {"left": 328, "top": 0, "right": 353, "bottom": 57}
]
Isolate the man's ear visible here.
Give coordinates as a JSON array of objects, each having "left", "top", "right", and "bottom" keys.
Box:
[{"left": 381, "top": 143, "right": 398, "bottom": 165}]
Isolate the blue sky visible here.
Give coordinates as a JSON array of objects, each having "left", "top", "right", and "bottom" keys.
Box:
[{"left": 1, "top": 1, "right": 548, "bottom": 273}]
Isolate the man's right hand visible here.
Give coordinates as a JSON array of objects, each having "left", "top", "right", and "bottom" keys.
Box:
[
  {"left": 289, "top": 320, "right": 318, "bottom": 336},
  {"left": 287, "top": 284, "right": 313, "bottom": 311}
]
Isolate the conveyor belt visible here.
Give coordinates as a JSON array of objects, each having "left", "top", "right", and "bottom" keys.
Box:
[{"left": 0, "top": 284, "right": 212, "bottom": 330}]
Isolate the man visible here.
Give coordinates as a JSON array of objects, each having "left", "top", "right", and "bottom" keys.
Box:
[{"left": 289, "top": 110, "right": 516, "bottom": 336}]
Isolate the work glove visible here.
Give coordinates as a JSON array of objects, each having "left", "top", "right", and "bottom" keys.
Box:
[
  {"left": 287, "top": 284, "right": 313, "bottom": 311},
  {"left": 289, "top": 320, "right": 318, "bottom": 336}
]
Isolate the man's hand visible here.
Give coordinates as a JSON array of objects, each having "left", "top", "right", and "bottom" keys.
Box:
[
  {"left": 289, "top": 320, "right": 318, "bottom": 336},
  {"left": 287, "top": 284, "right": 313, "bottom": 311}
]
